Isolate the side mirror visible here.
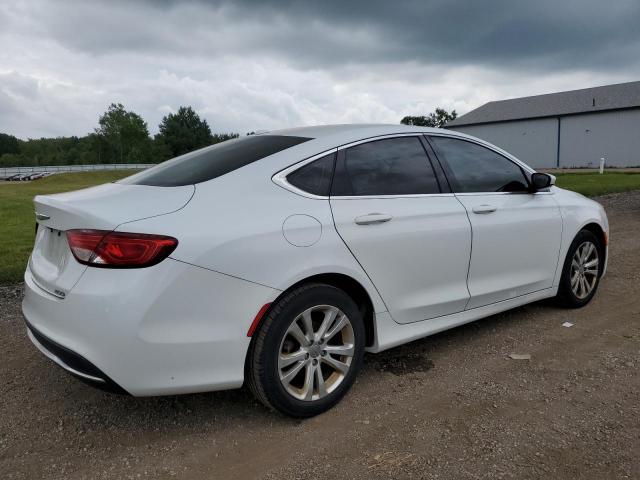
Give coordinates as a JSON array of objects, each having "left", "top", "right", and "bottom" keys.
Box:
[{"left": 530, "top": 172, "right": 554, "bottom": 191}]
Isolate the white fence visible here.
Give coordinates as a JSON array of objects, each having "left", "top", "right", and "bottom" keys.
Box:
[{"left": 1, "top": 163, "right": 154, "bottom": 177}]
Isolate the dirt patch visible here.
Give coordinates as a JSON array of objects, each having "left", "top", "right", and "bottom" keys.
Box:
[
  {"left": 369, "top": 350, "right": 435, "bottom": 375},
  {"left": 0, "top": 284, "right": 24, "bottom": 300},
  {"left": 1, "top": 191, "right": 639, "bottom": 480}
]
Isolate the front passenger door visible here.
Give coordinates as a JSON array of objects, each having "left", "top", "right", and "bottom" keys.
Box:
[
  {"left": 428, "top": 135, "right": 562, "bottom": 309},
  {"left": 329, "top": 136, "right": 472, "bottom": 324}
]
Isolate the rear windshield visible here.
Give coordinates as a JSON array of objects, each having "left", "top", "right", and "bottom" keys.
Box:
[{"left": 119, "top": 135, "right": 312, "bottom": 187}]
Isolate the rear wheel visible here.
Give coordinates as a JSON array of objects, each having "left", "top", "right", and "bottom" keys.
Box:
[
  {"left": 557, "top": 229, "right": 603, "bottom": 308},
  {"left": 247, "top": 283, "right": 364, "bottom": 417}
]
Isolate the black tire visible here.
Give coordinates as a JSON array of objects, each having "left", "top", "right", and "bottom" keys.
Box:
[
  {"left": 246, "top": 283, "right": 365, "bottom": 418},
  {"left": 556, "top": 229, "right": 603, "bottom": 308}
]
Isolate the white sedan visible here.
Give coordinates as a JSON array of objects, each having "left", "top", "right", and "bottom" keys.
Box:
[{"left": 23, "top": 124, "right": 608, "bottom": 417}]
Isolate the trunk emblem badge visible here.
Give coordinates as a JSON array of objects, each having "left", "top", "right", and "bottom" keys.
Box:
[{"left": 35, "top": 212, "right": 50, "bottom": 221}]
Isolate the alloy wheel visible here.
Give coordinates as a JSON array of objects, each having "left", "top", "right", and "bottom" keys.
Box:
[
  {"left": 278, "top": 305, "right": 355, "bottom": 401},
  {"left": 570, "top": 241, "right": 599, "bottom": 299}
]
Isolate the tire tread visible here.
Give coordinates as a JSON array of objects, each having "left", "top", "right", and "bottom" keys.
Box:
[
  {"left": 247, "top": 282, "right": 351, "bottom": 415},
  {"left": 556, "top": 229, "right": 602, "bottom": 308}
]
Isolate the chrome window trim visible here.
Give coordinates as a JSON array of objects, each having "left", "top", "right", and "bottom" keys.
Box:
[
  {"left": 272, "top": 148, "right": 338, "bottom": 200},
  {"left": 426, "top": 132, "right": 551, "bottom": 196},
  {"left": 331, "top": 193, "right": 455, "bottom": 200},
  {"left": 333, "top": 133, "right": 444, "bottom": 198},
  {"left": 273, "top": 133, "right": 442, "bottom": 200},
  {"left": 335, "top": 133, "right": 426, "bottom": 151},
  {"left": 272, "top": 132, "right": 545, "bottom": 200},
  {"left": 454, "top": 191, "right": 553, "bottom": 197},
  {"left": 426, "top": 132, "right": 536, "bottom": 175}
]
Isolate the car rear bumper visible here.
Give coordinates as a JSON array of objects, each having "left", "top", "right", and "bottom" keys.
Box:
[
  {"left": 22, "top": 258, "right": 279, "bottom": 396},
  {"left": 26, "top": 320, "right": 128, "bottom": 394}
]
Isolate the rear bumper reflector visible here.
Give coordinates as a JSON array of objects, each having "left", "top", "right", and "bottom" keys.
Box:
[{"left": 247, "top": 303, "right": 272, "bottom": 337}]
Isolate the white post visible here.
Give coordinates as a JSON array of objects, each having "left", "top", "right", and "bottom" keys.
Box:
[{"left": 599, "top": 157, "right": 605, "bottom": 174}]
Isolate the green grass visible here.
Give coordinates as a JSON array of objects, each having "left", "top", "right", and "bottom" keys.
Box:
[
  {"left": 0, "top": 171, "right": 136, "bottom": 285},
  {"left": 553, "top": 171, "right": 640, "bottom": 197},
  {"left": 1, "top": 170, "right": 639, "bottom": 285}
]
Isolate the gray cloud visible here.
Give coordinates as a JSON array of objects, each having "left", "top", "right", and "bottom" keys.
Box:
[
  {"left": 36, "top": 0, "right": 640, "bottom": 69},
  {"left": 1, "top": 0, "right": 639, "bottom": 138}
]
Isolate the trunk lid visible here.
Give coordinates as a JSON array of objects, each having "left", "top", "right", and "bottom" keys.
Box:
[{"left": 28, "top": 182, "right": 194, "bottom": 298}]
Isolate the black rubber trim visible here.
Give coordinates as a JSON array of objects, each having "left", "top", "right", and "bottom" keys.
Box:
[
  {"left": 24, "top": 319, "right": 129, "bottom": 395},
  {"left": 420, "top": 135, "right": 452, "bottom": 193}
]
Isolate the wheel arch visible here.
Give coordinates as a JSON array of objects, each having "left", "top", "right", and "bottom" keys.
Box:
[
  {"left": 581, "top": 221, "right": 608, "bottom": 271},
  {"left": 580, "top": 222, "right": 607, "bottom": 249},
  {"left": 556, "top": 220, "right": 608, "bottom": 289},
  {"left": 253, "top": 272, "right": 378, "bottom": 349}
]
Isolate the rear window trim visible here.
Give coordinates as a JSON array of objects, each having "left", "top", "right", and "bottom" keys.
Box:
[
  {"left": 274, "top": 134, "right": 462, "bottom": 199},
  {"left": 333, "top": 134, "right": 451, "bottom": 199},
  {"left": 332, "top": 135, "right": 442, "bottom": 198},
  {"left": 272, "top": 148, "right": 339, "bottom": 199}
]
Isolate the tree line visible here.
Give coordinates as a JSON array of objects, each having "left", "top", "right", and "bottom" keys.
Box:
[
  {"left": 0, "top": 105, "right": 458, "bottom": 168},
  {"left": 0, "top": 104, "right": 239, "bottom": 167},
  {"left": 400, "top": 107, "right": 457, "bottom": 128}
]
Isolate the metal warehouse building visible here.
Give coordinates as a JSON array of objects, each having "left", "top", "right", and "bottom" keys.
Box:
[{"left": 446, "top": 81, "right": 640, "bottom": 169}]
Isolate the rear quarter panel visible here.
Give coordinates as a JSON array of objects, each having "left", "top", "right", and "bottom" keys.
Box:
[{"left": 120, "top": 163, "right": 388, "bottom": 314}]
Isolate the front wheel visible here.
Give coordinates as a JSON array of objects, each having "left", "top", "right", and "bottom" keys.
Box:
[
  {"left": 557, "top": 229, "right": 603, "bottom": 308},
  {"left": 246, "top": 283, "right": 365, "bottom": 417}
]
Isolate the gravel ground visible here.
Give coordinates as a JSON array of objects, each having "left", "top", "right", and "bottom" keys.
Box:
[{"left": 1, "top": 191, "right": 639, "bottom": 480}]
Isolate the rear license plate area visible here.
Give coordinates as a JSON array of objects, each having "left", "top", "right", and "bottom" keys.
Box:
[{"left": 38, "top": 227, "right": 68, "bottom": 266}]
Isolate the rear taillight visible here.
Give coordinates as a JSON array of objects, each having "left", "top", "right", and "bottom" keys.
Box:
[{"left": 66, "top": 230, "right": 178, "bottom": 268}]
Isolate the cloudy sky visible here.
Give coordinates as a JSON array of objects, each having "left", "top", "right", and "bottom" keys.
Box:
[{"left": 1, "top": 0, "right": 640, "bottom": 139}]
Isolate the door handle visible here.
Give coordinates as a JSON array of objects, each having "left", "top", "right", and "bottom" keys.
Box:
[
  {"left": 354, "top": 213, "right": 393, "bottom": 225},
  {"left": 472, "top": 204, "right": 497, "bottom": 214}
]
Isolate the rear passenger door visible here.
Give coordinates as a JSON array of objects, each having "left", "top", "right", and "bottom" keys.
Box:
[
  {"left": 329, "top": 135, "right": 472, "bottom": 324},
  {"left": 428, "top": 135, "right": 563, "bottom": 309}
]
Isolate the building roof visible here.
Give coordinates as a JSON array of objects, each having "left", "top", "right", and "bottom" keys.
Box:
[{"left": 447, "top": 80, "right": 640, "bottom": 127}]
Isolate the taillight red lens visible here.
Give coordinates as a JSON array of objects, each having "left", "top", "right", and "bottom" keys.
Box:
[
  {"left": 66, "top": 230, "right": 106, "bottom": 263},
  {"left": 66, "top": 230, "right": 178, "bottom": 268}
]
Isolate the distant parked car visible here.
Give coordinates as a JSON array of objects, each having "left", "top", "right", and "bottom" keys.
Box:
[{"left": 23, "top": 124, "right": 609, "bottom": 417}]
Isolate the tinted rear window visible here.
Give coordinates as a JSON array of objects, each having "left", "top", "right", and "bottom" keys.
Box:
[
  {"left": 286, "top": 153, "right": 335, "bottom": 196},
  {"left": 120, "top": 135, "right": 311, "bottom": 186},
  {"left": 331, "top": 137, "right": 440, "bottom": 196}
]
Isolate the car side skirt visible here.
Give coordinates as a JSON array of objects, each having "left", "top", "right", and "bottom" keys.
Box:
[{"left": 368, "top": 287, "right": 557, "bottom": 353}]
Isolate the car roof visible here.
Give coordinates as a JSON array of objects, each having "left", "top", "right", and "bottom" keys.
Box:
[
  {"left": 248, "top": 123, "right": 534, "bottom": 175},
  {"left": 261, "top": 124, "right": 445, "bottom": 141},
  {"left": 253, "top": 123, "right": 492, "bottom": 159}
]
